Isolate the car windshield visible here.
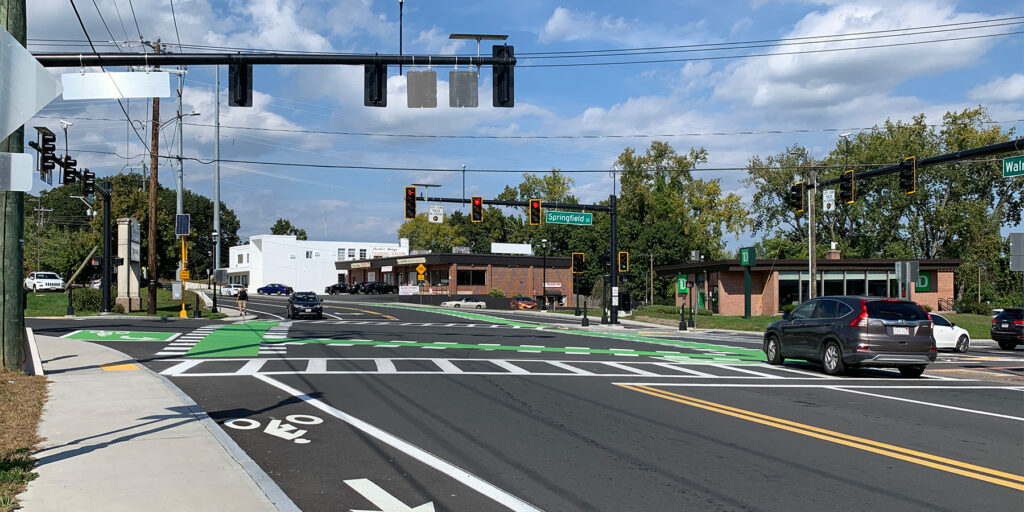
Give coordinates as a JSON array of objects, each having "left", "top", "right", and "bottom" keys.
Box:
[
  {"left": 38, "top": 273, "right": 60, "bottom": 279},
  {"left": 865, "top": 301, "right": 928, "bottom": 321},
  {"left": 293, "top": 293, "right": 318, "bottom": 301},
  {"left": 996, "top": 309, "right": 1023, "bottom": 321}
]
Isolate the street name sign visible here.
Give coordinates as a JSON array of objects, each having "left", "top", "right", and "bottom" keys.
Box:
[
  {"left": 1004, "top": 155, "right": 1024, "bottom": 178},
  {"left": 0, "top": 26, "right": 63, "bottom": 140},
  {"left": 545, "top": 210, "right": 593, "bottom": 226},
  {"left": 61, "top": 71, "right": 171, "bottom": 100}
]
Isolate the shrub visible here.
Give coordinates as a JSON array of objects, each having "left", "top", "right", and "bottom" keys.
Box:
[
  {"left": 112, "top": 303, "right": 126, "bottom": 314},
  {"left": 781, "top": 304, "right": 798, "bottom": 314},
  {"left": 921, "top": 304, "right": 932, "bottom": 312},
  {"left": 697, "top": 308, "right": 713, "bottom": 316},
  {"left": 488, "top": 288, "right": 505, "bottom": 298},
  {"left": 953, "top": 300, "right": 990, "bottom": 315},
  {"left": 71, "top": 288, "right": 102, "bottom": 311}
]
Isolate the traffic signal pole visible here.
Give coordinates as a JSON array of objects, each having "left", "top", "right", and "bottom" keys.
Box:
[{"left": 610, "top": 194, "right": 619, "bottom": 324}]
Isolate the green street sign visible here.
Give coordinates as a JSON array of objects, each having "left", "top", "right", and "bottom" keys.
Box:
[
  {"left": 677, "top": 274, "right": 689, "bottom": 294},
  {"left": 1004, "top": 155, "right": 1024, "bottom": 178},
  {"left": 63, "top": 330, "right": 179, "bottom": 342},
  {"left": 545, "top": 210, "right": 593, "bottom": 226},
  {"left": 740, "top": 246, "right": 757, "bottom": 267}
]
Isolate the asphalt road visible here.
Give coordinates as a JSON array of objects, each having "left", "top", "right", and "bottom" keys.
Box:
[{"left": 28, "top": 299, "right": 1024, "bottom": 511}]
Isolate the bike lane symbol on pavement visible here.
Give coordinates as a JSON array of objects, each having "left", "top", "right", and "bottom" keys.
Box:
[
  {"left": 223, "top": 414, "right": 323, "bottom": 444},
  {"left": 63, "top": 330, "right": 179, "bottom": 342}
]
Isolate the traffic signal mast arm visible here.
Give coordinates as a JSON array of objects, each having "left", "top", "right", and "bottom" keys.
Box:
[
  {"left": 33, "top": 52, "right": 516, "bottom": 68},
  {"left": 810, "top": 138, "right": 1023, "bottom": 189},
  {"left": 416, "top": 196, "right": 613, "bottom": 213}
]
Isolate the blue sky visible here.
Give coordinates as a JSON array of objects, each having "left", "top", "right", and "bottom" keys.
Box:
[{"left": 24, "top": 0, "right": 1024, "bottom": 249}]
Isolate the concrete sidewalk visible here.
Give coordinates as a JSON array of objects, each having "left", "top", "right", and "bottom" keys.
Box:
[{"left": 20, "top": 335, "right": 297, "bottom": 512}]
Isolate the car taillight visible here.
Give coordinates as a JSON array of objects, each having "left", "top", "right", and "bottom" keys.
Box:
[
  {"left": 850, "top": 299, "right": 869, "bottom": 327},
  {"left": 993, "top": 318, "right": 998, "bottom": 324},
  {"left": 1014, "top": 320, "right": 1024, "bottom": 326}
]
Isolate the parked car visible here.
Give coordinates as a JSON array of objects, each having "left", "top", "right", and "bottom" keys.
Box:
[
  {"left": 361, "top": 282, "right": 396, "bottom": 294},
  {"left": 510, "top": 297, "right": 537, "bottom": 310},
  {"left": 325, "top": 283, "right": 353, "bottom": 295},
  {"left": 441, "top": 297, "right": 487, "bottom": 309},
  {"left": 991, "top": 307, "right": 1024, "bottom": 350},
  {"left": 763, "top": 297, "right": 936, "bottom": 377},
  {"left": 348, "top": 282, "right": 369, "bottom": 294},
  {"left": 930, "top": 314, "right": 970, "bottom": 352},
  {"left": 221, "top": 284, "right": 245, "bottom": 296},
  {"left": 286, "top": 292, "right": 323, "bottom": 320},
  {"left": 24, "top": 272, "right": 65, "bottom": 292},
  {"left": 257, "top": 283, "right": 293, "bottom": 295}
]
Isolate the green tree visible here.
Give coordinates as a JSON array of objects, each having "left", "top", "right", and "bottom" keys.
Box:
[
  {"left": 398, "top": 214, "right": 465, "bottom": 253},
  {"left": 271, "top": 218, "right": 307, "bottom": 240}
]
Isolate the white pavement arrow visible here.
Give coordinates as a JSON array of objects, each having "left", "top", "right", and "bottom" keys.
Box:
[
  {"left": 0, "top": 26, "right": 63, "bottom": 140},
  {"left": 344, "top": 478, "right": 435, "bottom": 512}
]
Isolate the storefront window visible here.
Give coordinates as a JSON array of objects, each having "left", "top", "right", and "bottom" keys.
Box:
[
  {"left": 778, "top": 272, "right": 800, "bottom": 307},
  {"left": 428, "top": 270, "right": 449, "bottom": 286},
  {"left": 823, "top": 271, "right": 844, "bottom": 296},
  {"left": 868, "top": 271, "right": 889, "bottom": 297},
  {"left": 456, "top": 270, "right": 486, "bottom": 286}
]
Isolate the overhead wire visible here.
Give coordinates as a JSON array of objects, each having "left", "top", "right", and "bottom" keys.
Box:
[
  {"left": 89, "top": 0, "right": 123, "bottom": 52},
  {"left": 125, "top": 0, "right": 143, "bottom": 42}
]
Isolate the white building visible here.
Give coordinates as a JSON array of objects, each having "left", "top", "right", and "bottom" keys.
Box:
[{"left": 228, "top": 235, "right": 409, "bottom": 292}]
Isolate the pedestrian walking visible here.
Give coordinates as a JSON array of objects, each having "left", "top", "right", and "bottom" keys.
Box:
[{"left": 237, "top": 287, "right": 248, "bottom": 317}]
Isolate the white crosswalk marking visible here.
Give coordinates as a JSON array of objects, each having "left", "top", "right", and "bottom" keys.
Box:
[{"left": 155, "top": 325, "right": 221, "bottom": 356}]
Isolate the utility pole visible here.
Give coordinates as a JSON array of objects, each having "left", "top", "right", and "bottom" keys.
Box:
[
  {"left": 213, "top": 65, "right": 221, "bottom": 272},
  {"left": 1, "top": 0, "right": 26, "bottom": 370},
  {"left": 809, "top": 169, "right": 816, "bottom": 299},
  {"left": 147, "top": 40, "right": 162, "bottom": 315}
]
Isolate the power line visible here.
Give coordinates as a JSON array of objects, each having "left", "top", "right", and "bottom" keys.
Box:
[
  {"left": 125, "top": 0, "right": 143, "bottom": 41},
  {"left": 168, "top": 0, "right": 182, "bottom": 50},
  {"left": 110, "top": 0, "right": 131, "bottom": 43},
  {"left": 33, "top": 115, "right": 1024, "bottom": 141},
  {"left": 90, "top": 0, "right": 123, "bottom": 52}
]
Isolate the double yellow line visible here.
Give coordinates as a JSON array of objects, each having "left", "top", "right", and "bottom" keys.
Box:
[{"left": 618, "top": 384, "right": 1024, "bottom": 491}]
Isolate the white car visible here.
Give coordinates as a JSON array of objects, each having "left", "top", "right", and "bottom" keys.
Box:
[
  {"left": 440, "top": 297, "right": 486, "bottom": 309},
  {"left": 24, "top": 272, "right": 65, "bottom": 292},
  {"left": 220, "top": 284, "right": 245, "bottom": 296},
  {"left": 931, "top": 313, "right": 970, "bottom": 352}
]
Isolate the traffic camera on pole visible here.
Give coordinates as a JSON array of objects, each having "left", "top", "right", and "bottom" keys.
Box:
[
  {"left": 529, "top": 199, "right": 542, "bottom": 225},
  {"left": 471, "top": 196, "right": 483, "bottom": 223},
  {"left": 82, "top": 169, "right": 96, "bottom": 196},
  {"left": 571, "top": 252, "right": 584, "bottom": 274},
  {"left": 899, "top": 156, "right": 917, "bottom": 194},
  {"left": 404, "top": 186, "right": 416, "bottom": 219},
  {"left": 839, "top": 170, "right": 855, "bottom": 204},
  {"left": 788, "top": 182, "right": 805, "bottom": 212},
  {"left": 618, "top": 251, "right": 629, "bottom": 272}
]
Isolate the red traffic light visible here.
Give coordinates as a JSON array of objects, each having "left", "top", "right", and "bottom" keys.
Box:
[
  {"left": 532, "top": 201, "right": 539, "bottom": 208},
  {"left": 473, "top": 197, "right": 482, "bottom": 206}
]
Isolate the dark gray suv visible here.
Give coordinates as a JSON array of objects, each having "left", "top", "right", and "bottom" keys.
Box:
[{"left": 764, "top": 297, "right": 936, "bottom": 377}]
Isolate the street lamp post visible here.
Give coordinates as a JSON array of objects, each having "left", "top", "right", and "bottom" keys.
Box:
[{"left": 541, "top": 238, "right": 548, "bottom": 311}]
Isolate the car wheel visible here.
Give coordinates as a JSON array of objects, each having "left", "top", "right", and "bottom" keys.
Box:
[
  {"left": 822, "top": 341, "right": 845, "bottom": 376},
  {"left": 316, "top": 312, "right": 323, "bottom": 320},
  {"left": 997, "top": 340, "right": 1018, "bottom": 350},
  {"left": 454, "top": 304, "right": 460, "bottom": 308},
  {"left": 898, "top": 365, "right": 926, "bottom": 378},
  {"left": 765, "top": 335, "right": 784, "bottom": 365},
  {"left": 258, "top": 290, "right": 264, "bottom": 295},
  {"left": 32, "top": 285, "right": 37, "bottom": 293},
  {"left": 475, "top": 305, "right": 482, "bottom": 309},
  {"left": 955, "top": 335, "right": 970, "bottom": 353}
]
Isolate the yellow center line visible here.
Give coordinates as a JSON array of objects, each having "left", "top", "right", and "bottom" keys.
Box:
[
  {"left": 324, "top": 305, "right": 398, "bottom": 321},
  {"left": 619, "top": 384, "right": 1024, "bottom": 491}
]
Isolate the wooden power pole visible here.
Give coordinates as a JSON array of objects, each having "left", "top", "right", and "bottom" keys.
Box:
[
  {"left": 1, "top": 0, "right": 26, "bottom": 370},
  {"left": 147, "top": 41, "right": 161, "bottom": 314}
]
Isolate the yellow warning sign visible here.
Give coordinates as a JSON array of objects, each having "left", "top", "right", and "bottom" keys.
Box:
[
  {"left": 417, "top": 274, "right": 425, "bottom": 281},
  {"left": 416, "top": 263, "right": 427, "bottom": 274},
  {"left": 179, "top": 270, "right": 190, "bottom": 280}
]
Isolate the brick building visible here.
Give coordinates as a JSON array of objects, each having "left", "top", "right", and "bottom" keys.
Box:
[
  {"left": 656, "top": 254, "right": 959, "bottom": 315},
  {"left": 337, "top": 253, "right": 575, "bottom": 307}
]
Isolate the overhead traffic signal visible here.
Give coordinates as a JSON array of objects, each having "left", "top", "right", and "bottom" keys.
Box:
[
  {"left": 404, "top": 186, "right": 416, "bottom": 219},
  {"left": 471, "top": 196, "right": 483, "bottom": 222},
  {"left": 82, "top": 169, "right": 96, "bottom": 196},
  {"left": 229, "top": 64, "right": 253, "bottom": 107},
  {"left": 62, "top": 155, "right": 78, "bottom": 184},
  {"left": 839, "top": 169, "right": 855, "bottom": 204},
  {"left": 899, "top": 156, "right": 916, "bottom": 194},
  {"left": 571, "top": 252, "right": 584, "bottom": 274},
  {"left": 529, "top": 199, "right": 541, "bottom": 225},
  {"left": 618, "top": 251, "right": 629, "bottom": 272},
  {"left": 492, "top": 44, "right": 515, "bottom": 108},
  {"left": 788, "top": 182, "right": 804, "bottom": 212},
  {"left": 28, "top": 128, "right": 57, "bottom": 181},
  {"left": 364, "top": 63, "right": 387, "bottom": 107}
]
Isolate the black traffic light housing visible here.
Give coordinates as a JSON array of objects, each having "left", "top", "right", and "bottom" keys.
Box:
[
  {"left": 788, "top": 182, "right": 804, "bottom": 212},
  {"left": 62, "top": 156, "right": 78, "bottom": 184},
  {"left": 471, "top": 196, "right": 483, "bottom": 223},
  {"left": 364, "top": 62, "right": 387, "bottom": 107},
  {"left": 89, "top": 256, "right": 102, "bottom": 266},
  {"left": 404, "top": 186, "right": 416, "bottom": 219},
  {"left": 82, "top": 169, "right": 96, "bottom": 196},
  {"left": 528, "top": 199, "right": 541, "bottom": 225},
  {"left": 899, "top": 156, "right": 916, "bottom": 194},
  {"left": 618, "top": 251, "right": 629, "bottom": 272},
  {"left": 839, "top": 169, "right": 855, "bottom": 204},
  {"left": 571, "top": 252, "right": 584, "bottom": 274},
  {"left": 229, "top": 64, "right": 253, "bottom": 107},
  {"left": 492, "top": 45, "right": 514, "bottom": 108}
]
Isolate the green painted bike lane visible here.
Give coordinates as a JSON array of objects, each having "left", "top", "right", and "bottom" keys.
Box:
[
  {"left": 183, "top": 321, "right": 275, "bottom": 358},
  {"left": 356, "top": 303, "right": 765, "bottom": 361}
]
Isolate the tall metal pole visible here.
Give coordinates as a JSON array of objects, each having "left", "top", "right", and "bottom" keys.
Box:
[
  {"left": 808, "top": 169, "right": 816, "bottom": 299},
  {"left": 147, "top": 41, "right": 162, "bottom": 315},
  {"left": 541, "top": 241, "right": 547, "bottom": 311},
  {"left": 175, "top": 69, "right": 184, "bottom": 216},
  {"left": 398, "top": 0, "right": 403, "bottom": 76},
  {"left": 610, "top": 194, "right": 619, "bottom": 324},
  {"left": 462, "top": 164, "right": 466, "bottom": 208},
  {"left": 101, "top": 188, "right": 111, "bottom": 313},
  {"left": 214, "top": 65, "right": 221, "bottom": 271},
  {"left": 0, "top": 0, "right": 27, "bottom": 370}
]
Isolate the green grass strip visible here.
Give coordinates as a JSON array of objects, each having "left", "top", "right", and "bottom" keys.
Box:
[{"left": 185, "top": 321, "right": 275, "bottom": 358}]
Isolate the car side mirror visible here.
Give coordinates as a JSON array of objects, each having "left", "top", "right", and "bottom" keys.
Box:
[
  {"left": 950, "top": 322, "right": 956, "bottom": 327},
  {"left": 782, "top": 312, "right": 791, "bottom": 321}
]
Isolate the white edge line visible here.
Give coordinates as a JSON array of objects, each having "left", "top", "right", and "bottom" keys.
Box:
[
  {"left": 253, "top": 374, "right": 542, "bottom": 512},
  {"left": 166, "top": 332, "right": 182, "bottom": 341},
  {"left": 61, "top": 329, "right": 83, "bottom": 338},
  {"left": 826, "top": 387, "right": 1024, "bottom": 422}
]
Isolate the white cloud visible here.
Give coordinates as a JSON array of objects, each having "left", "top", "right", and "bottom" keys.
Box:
[
  {"left": 731, "top": 17, "right": 753, "bottom": 36},
  {"left": 412, "top": 27, "right": 466, "bottom": 55},
  {"left": 968, "top": 74, "right": 1024, "bottom": 103},
  {"left": 538, "top": 6, "right": 696, "bottom": 47}
]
